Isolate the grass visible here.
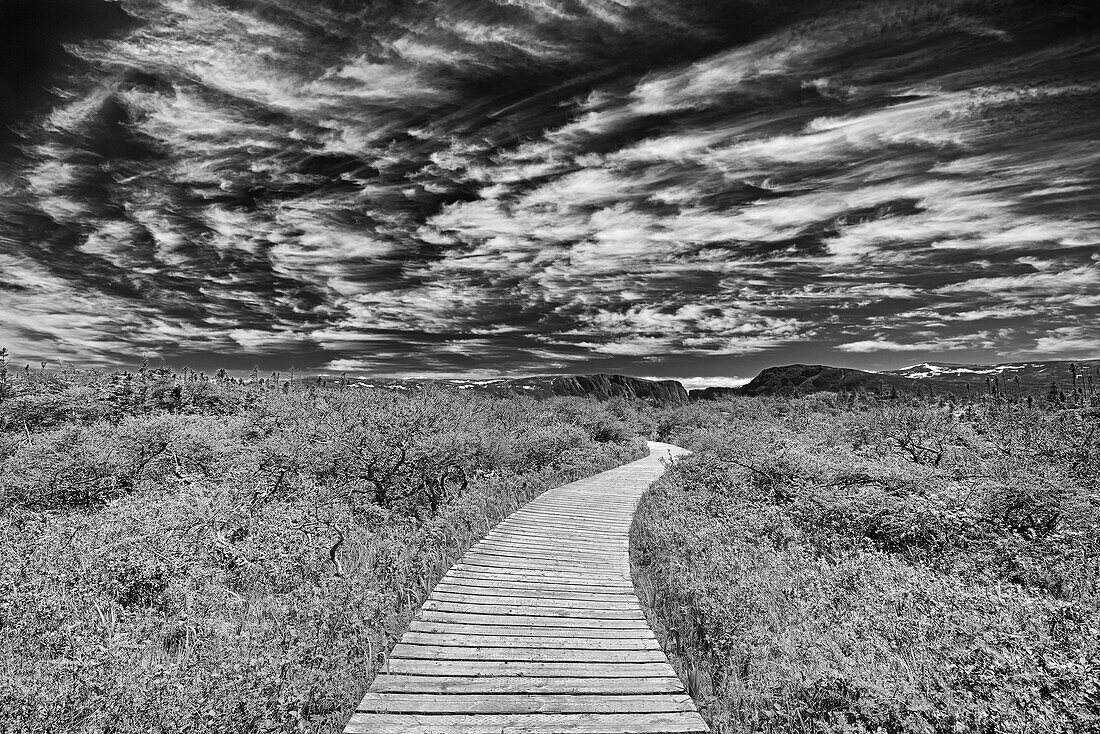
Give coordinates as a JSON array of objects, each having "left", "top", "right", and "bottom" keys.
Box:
[
  {"left": 0, "top": 366, "right": 646, "bottom": 733},
  {"left": 632, "top": 396, "right": 1100, "bottom": 733},
  {"left": 7, "top": 362, "right": 1097, "bottom": 733}
]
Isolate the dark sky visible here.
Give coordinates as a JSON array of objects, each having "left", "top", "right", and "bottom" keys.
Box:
[{"left": 1, "top": 0, "right": 1098, "bottom": 383}]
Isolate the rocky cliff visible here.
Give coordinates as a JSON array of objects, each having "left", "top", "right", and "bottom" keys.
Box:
[
  {"left": 738, "top": 364, "right": 959, "bottom": 397},
  {"left": 688, "top": 386, "right": 741, "bottom": 401},
  {"left": 486, "top": 374, "right": 690, "bottom": 404}
]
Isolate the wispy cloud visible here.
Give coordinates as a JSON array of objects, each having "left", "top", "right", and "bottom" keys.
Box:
[{"left": 1, "top": 0, "right": 1098, "bottom": 373}]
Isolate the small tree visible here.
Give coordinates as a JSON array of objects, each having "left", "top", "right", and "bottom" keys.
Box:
[{"left": 0, "top": 347, "right": 9, "bottom": 402}]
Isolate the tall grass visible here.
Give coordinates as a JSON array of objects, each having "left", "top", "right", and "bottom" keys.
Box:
[
  {"left": 633, "top": 396, "right": 1100, "bottom": 733},
  {"left": 0, "top": 369, "right": 646, "bottom": 733}
]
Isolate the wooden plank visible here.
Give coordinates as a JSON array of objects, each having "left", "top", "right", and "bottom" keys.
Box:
[
  {"left": 493, "top": 521, "right": 624, "bottom": 535},
  {"left": 467, "top": 548, "right": 625, "bottom": 564},
  {"left": 456, "top": 554, "right": 626, "bottom": 570},
  {"left": 436, "top": 573, "right": 633, "bottom": 590},
  {"left": 482, "top": 532, "right": 627, "bottom": 550},
  {"left": 508, "top": 509, "right": 633, "bottom": 521},
  {"left": 432, "top": 582, "right": 638, "bottom": 600},
  {"left": 486, "top": 525, "right": 629, "bottom": 540},
  {"left": 472, "top": 540, "right": 625, "bottom": 558},
  {"left": 457, "top": 558, "right": 627, "bottom": 575},
  {"left": 421, "top": 600, "right": 645, "bottom": 620},
  {"left": 430, "top": 591, "right": 641, "bottom": 611},
  {"left": 416, "top": 610, "right": 649, "bottom": 629},
  {"left": 345, "top": 711, "right": 709, "bottom": 733},
  {"left": 449, "top": 562, "right": 630, "bottom": 581},
  {"left": 490, "top": 521, "right": 622, "bottom": 531},
  {"left": 356, "top": 692, "right": 696, "bottom": 714},
  {"left": 462, "top": 549, "right": 627, "bottom": 568},
  {"left": 439, "top": 573, "right": 633, "bottom": 592},
  {"left": 442, "top": 570, "right": 633, "bottom": 589},
  {"left": 478, "top": 541, "right": 628, "bottom": 556},
  {"left": 514, "top": 511, "right": 633, "bottom": 522},
  {"left": 400, "top": 632, "right": 659, "bottom": 650},
  {"left": 476, "top": 535, "right": 625, "bottom": 552},
  {"left": 406, "top": 621, "right": 656, "bottom": 639},
  {"left": 385, "top": 659, "right": 680, "bottom": 678},
  {"left": 388, "top": 643, "right": 666, "bottom": 663},
  {"left": 451, "top": 564, "right": 629, "bottom": 581},
  {"left": 367, "top": 675, "right": 685, "bottom": 695}
]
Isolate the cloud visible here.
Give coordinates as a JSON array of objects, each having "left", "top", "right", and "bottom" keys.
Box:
[
  {"left": 1027, "top": 328, "right": 1100, "bottom": 357},
  {"left": 1, "top": 0, "right": 1098, "bottom": 374},
  {"left": 672, "top": 376, "right": 753, "bottom": 390},
  {"left": 838, "top": 333, "right": 997, "bottom": 353}
]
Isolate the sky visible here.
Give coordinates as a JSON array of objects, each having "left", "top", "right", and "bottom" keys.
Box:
[{"left": 0, "top": 0, "right": 1098, "bottom": 381}]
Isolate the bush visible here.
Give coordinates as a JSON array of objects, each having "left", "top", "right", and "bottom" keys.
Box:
[
  {"left": 633, "top": 396, "right": 1100, "bottom": 733},
  {"left": 0, "top": 369, "right": 646, "bottom": 733}
]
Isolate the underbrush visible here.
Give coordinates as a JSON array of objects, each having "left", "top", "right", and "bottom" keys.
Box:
[
  {"left": 633, "top": 396, "right": 1100, "bottom": 733},
  {"left": 0, "top": 369, "right": 646, "bottom": 733}
]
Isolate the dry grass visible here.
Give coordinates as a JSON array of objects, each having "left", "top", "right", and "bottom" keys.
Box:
[
  {"left": 633, "top": 396, "right": 1100, "bottom": 733},
  {"left": 0, "top": 368, "right": 646, "bottom": 733}
]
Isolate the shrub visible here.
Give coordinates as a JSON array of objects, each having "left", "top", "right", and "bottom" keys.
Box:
[
  {"left": 632, "top": 396, "right": 1100, "bottom": 733},
  {"left": 0, "top": 369, "right": 645, "bottom": 733}
]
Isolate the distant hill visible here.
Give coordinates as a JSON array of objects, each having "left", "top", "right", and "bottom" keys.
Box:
[
  {"left": 473, "top": 374, "right": 690, "bottom": 404},
  {"left": 318, "top": 360, "right": 1099, "bottom": 403},
  {"left": 337, "top": 373, "right": 690, "bottom": 405},
  {"left": 885, "top": 360, "right": 1100, "bottom": 395},
  {"left": 733, "top": 364, "right": 962, "bottom": 398},
  {"left": 700, "top": 360, "right": 1100, "bottom": 400},
  {"left": 687, "top": 386, "right": 742, "bottom": 401}
]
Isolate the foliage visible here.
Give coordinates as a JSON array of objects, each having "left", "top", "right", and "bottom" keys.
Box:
[
  {"left": 634, "top": 396, "right": 1100, "bottom": 733},
  {"left": 0, "top": 367, "right": 645, "bottom": 733}
]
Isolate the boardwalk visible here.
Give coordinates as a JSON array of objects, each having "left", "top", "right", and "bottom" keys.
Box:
[{"left": 345, "top": 441, "right": 708, "bottom": 734}]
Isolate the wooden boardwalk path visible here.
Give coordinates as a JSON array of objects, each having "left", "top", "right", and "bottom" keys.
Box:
[{"left": 345, "top": 441, "right": 708, "bottom": 734}]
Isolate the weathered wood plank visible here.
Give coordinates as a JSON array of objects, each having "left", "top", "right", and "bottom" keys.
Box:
[
  {"left": 416, "top": 610, "right": 649, "bottom": 628},
  {"left": 471, "top": 540, "right": 626, "bottom": 558},
  {"left": 476, "top": 536, "right": 626, "bottom": 553},
  {"left": 492, "top": 521, "right": 624, "bottom": 535},
  {"left": 457, "top": 559, "right": 629, "bottom": 575},
  {"left": 449, "top": 563, "right": 631, "bottom": 581},
  {"left": 432, "top": 582, "right": 638, "bottom": 600},
  {"left": 421, "top": 600, "right": 645, "bottom": 619},
  {"left": 430, "top": 591, "right": 641, "bottom": 610},
  {"left": 482, "top": 532, "right": 627, "bottom": 550},
  {"left": 367, "top": 674, "right": 685, "bottom": 695},
  {"left": 438, "top": 573, "right": 633, "bottom": 593},
  {"left": 461, "top": 549, "right": 628, "bottom": 569},
  {"left": 399, "top": 632, "right": 659, "bottom": 649},
  {"left": 356, "top": 693, "right": 696, "bottom": 714},
  {"left": 385, "top": 658, "right": 681, "bottom": 678},
  {"left": 388, "top": 643, "right": 666, "bottom": 663},
  {"left": 345, "top": 711, "right": 709, "bottom": 733},
  {"left": 406, "top": 621, "right": 656, "bottom": 639}
]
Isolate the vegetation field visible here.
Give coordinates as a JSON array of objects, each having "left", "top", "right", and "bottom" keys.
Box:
[
  {"left": 0, "top": 364, "right": 644, "bottom": 733},
  {"left": 3, "top": 358, "right": 1098, "bottom": 734},
  {"left": 633, "top": 396, "right": 1100, "bottom": 733}
]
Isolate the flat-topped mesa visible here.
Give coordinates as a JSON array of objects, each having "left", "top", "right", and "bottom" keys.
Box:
[
  {"left": 493, "top": 374, "right": 690, "bottom": 405},
  {"left": 729, "top": 364, "right": 975, "bottom": 398}
]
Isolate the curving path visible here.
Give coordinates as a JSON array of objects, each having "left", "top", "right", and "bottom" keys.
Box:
[{"left": 344, "top": 441, "right": 707, "bottom": 734}]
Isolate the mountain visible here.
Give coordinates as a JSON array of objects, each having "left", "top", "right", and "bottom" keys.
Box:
[
  {"left": 687, "top": 386, "right": 742, "bottom": 401},
  {"left": 340, "top": 373, "right": 690, "bottom": 404},
  {"left": 885, "top": 360, "right": 1100, "bottom": 395},
  {"left": 712, "top": 360, "right": 1100, "bottom": 399},
  {"left": 734, "top": 364, "right": 956, "bottom": 398},
  {"left": 478, "top": 374, "right": 690, "bottom": 404},
  {"left": 323, "top": 360, "right": 1100, "bottom": 403}
]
